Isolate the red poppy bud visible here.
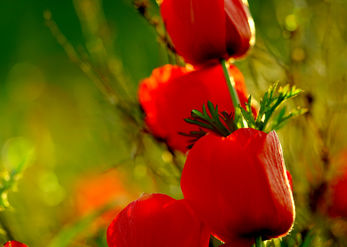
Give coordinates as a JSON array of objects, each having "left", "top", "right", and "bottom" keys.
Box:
[
  {"left": 160, "top": 0, "right": 255, "bottom": 65},
  {"left": 107, "top": 193, "right": 210, "bottom": 247},
  {"left": 139, "top": 63, "right": 251, "bottom": 152},
  {"left": 3, "top": 241, "right": 27, "bottom": 247},
  {"left": 181, "top": 128, "right": 295, "bottom": 244}
]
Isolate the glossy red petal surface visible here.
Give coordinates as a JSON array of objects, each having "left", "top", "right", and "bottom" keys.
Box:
[
  {"left": 160, "top": 0, "right": 254, "bottom": 64},
  {"left": 161, "top": 0, "right": 226, "bottom": 64},
  {"left": 107, "top": 193, "right": 210, "bottom": 247},
  {"left": 181, "top": 128, "right": 295, "bottom": 244},
  {"left": 138, "top": 64, "right": 249, "bottom": 153},
  {"left": 224, "top": 0, "right": 254, "bottom": 58},
  {"left": 3, "top": 241, "right": 27, "bottom": 247},
  {"left": 138, "top": 65, "right": 188, "bottom": 141}
]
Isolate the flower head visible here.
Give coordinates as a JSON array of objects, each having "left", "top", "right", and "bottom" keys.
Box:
[
  {"left": 181, "top": 128, "right": 295, "bottom": 244},
  {"left": 139, "top": 63, "right": 250, "bottom": 152},
  {"left": 160, "top": 0, "right": 255, "bottom": 65}
]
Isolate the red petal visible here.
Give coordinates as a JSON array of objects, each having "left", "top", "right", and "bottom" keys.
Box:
[
  {"left": 161, "top": 0, "right": 226, "bottom": 64},
  {"left": 224, "top": 0, "right": 254, "bottom": 58},
  {"left": 286, "top": 171, "right": 293, "bottom": 191}
]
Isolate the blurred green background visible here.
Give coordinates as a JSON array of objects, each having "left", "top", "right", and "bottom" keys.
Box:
[
  {"left": 0, "top": 0, "right": 346, "bottom": 246},
  {"left": 1, "top": 0, "right": 166, "bottom": 246}
]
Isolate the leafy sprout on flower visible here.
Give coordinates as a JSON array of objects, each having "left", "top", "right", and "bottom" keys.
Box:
[{"left": 181, "top": 82, "right": 306, "bottom": 148}]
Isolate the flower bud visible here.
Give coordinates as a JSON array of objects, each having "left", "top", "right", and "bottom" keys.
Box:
[
  {"left": 160, "top": 0, "right": 255, "bottom": 65},
  {"left": 181, "top": 128, "right": 295, "bottom": 244}
]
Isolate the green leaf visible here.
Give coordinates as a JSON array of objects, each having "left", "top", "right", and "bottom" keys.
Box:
[
  {"left": 181, "top": 83, "right": 305, "bottom": 148},
  {"left": 182, "top": 101, "right": 233, "bottom": 144},
  {"left": 253, "top": 82, "right": 304, "bottom": 132},
  {"left": 239, "top": 96, "right": 256, "bottom": 128},
  {"left": 269, "top": 107, "right": 307, "bottom": 131}
]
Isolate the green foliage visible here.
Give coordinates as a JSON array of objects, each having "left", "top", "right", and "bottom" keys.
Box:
[
  {"left": 184, "top": 101, "right": 233, "bottom": 137},
  {"left": 182, "top": 101, "right": 248, "bottom": 148},
  {"left": 183, "top": 83, "right": 306, "bottom": 144},
  {"left": 240, "top": 82, "right": 306, "bottom": 132}
]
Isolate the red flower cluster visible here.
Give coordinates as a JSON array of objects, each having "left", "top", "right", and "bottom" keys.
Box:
[
  {"left": 107, "top": 0, "right": 295, "bottom": 246},
  {"left": 107, "top": 129, "right": 295, "bottom": 246}
]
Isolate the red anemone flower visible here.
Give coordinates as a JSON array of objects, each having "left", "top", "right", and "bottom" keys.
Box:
[
  {"left": 181, "top": 128, "right": 295, "bottom": 245},
  {"left": 107, "top": 193, "right": 210, "bottom": 247},
  {"left": 3, "top": 241, "right": 27, "bottom": 247},
  {"left": 139, "top": 63, "right": 251, "bottom": 153},
  {"left": 160, "top": 0, "right": 255, "bottom": 65}
]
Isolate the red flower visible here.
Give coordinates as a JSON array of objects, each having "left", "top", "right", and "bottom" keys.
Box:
[
  {"left": 3, "top": 241, "right": 27, "bottom": 247},
  {"left": 181, "top": 128, "right": 295, "bottom": 245},
  {"left": 160, "top": 0, "right": 255, "bottom": 65},
  {"left": 139, "top": 63, "right": 251, "bottom": 153},
  {"left": 107, "top": 193, "right": 210, "bottom": 247}
]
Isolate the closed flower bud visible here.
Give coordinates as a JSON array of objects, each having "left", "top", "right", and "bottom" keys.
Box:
[
  {"left": 181, "top": 128, "right": 295, "bottom": 244},
  {"left": 107, "top": 193, "right": 210, "bottom": 247},
  {"left": 160, "top": 0, "right": 255, "bottom": 65},
  {"left": 139, "top": 64, "right": 250, "bottom": 153}
]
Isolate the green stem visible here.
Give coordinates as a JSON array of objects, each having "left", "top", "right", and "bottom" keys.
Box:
[
  {"left": 221, "top": 59, "right": 240, "bottom": 109},
  {"left": 255, "top": 236, "right": 263, "bottom": 247}
]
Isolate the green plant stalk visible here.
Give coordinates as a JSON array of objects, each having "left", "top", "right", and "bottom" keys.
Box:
[
  {"left": 221, "top": 59, "right": 240, "bottom": 110},
  {"left": 255, "top": 236, "right": 263, "bottom": 247}
]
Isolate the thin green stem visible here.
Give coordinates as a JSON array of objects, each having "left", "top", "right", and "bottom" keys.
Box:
[
  {"left": 221, "top": 59, "right": 240, "bottom": 108},
  {"left": 255, "top": 236, "right": 264, "bottom": 247}
]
